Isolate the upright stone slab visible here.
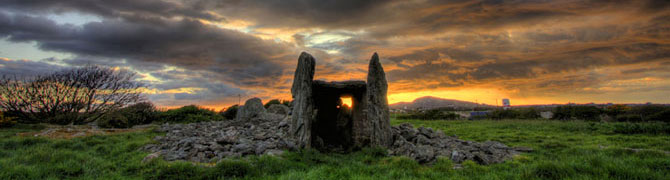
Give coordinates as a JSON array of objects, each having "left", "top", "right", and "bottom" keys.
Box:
[
  {"left": 365, "top": 53, "right": 392, "bottom": 147},
  {"left": 290, "top": 52, "right": 316, "bottom": 148}
]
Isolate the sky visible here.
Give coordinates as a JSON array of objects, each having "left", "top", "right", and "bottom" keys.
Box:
[{"left": 0, "top": 0, "right": 668, "bottom": 109}]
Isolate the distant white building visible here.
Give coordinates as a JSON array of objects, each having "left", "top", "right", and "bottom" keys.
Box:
[{"left": 502, "top": 98, "right": 511, "bottom": 109}]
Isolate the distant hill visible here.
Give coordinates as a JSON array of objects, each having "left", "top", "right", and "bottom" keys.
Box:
[{"left": 389, "top": 96, "right": 487, "bottom": 110}]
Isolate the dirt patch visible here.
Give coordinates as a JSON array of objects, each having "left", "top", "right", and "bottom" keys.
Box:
[{"left": 17, "top": 124, "right": 155, "bottom": 139}]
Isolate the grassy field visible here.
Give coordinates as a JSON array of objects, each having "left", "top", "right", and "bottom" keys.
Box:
[{"left": 1, "top": 119, "right": 669, "bottom": 179}]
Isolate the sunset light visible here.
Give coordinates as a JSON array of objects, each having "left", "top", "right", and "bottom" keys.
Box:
[
  {"left": 340, "top": 97, "right": 353, "bottom": 107},
  {"left": 1, "top": 1, "right": 669, "bottom": 178}
]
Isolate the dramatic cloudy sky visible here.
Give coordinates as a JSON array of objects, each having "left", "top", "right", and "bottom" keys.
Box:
[{"left": 0, "top": 0, "right": 669, "bottom": 108}]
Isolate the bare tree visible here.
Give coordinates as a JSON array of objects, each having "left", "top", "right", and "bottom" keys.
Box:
[{"left": 0, "top": 65, "right": 146, "bottom": 124}]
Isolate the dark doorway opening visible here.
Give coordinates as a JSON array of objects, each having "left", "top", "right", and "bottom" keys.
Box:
[{"left": 312, "top": 80, "right": 366, "bottom": 151}]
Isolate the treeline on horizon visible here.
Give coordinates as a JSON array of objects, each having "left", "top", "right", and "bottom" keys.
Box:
[
  {"left": 396, "top": 104, "right": 670, "bottom": 122},
  {"left": 0, "top": 65, "right": 289, "bottom": 129},
  {"left": 1, "top": 98, "right": 288, "bottom": 129},
  {"left": 395, "top": 105, "right": 670, "bottom": 135}
]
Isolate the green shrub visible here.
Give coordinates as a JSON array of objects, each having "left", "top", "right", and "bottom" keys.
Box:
[
  {"left": 97, "top": 112, "right": 129, "bottom": 128},
  {"left": 629, "top": 105, "right": 669, "bottom": 120},
  {"left": 158, "top": 105, "right": 223, "bottom": 123},
  {"left": 605, "top": 104, "right": 630, "bottom": 117},
  {"left": 263, "top": 99, "right": 291, "bottom": 109},
  {"left": 183, "top": 114, "right": 212, "bottom": 123},
  {"left": 0, "top": 111, "right": 17, "bottom": 128},
  {"left": 519, "top": 108, "right": 541, "bottom": 119},
  {"left": 95, "top": 102, "right": 158, "bottom": 128},
  {"left": 615, "top": 114, "right": 643, "bottom": 122},
  {"left": 489, "top": 109, "right": 521, "bottom": 119},
  {"left": 647, "top": 109, "right": 670, "bottom": 123},
  {"left": 397, "top": 109, "right": 459, "bottom": 120},
  {"left": 488, "top": 108, "right": 540, "bottom": 120},
  {"left": 220, "top": 105, "right": 239, "bottom": 120},
  {"left": 264, "top": 99, "right": 281, "bottom": 108},
  {"left": 118, "top": 102, "right": 158, "bottom": 125},
  {"left": 47, "top": 112, "right": 83, "bottom": 125},
  {"left": 553, "top": 105, "right": 602, "bottom": 121}
]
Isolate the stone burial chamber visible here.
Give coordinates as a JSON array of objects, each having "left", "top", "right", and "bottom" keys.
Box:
[
  {"left": 143, "top": 52, "right": 530, "bottom": 165},
  {"left": 290, "top": 52, "right": 392, "bottom": 151}
]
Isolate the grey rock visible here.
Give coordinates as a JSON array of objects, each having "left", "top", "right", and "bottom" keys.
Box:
[
  {"left": 396, "top": 123, "right": 418, "bottom": 140},
  {"left": 388, "top": 122, "right": 529, "bottom": 164},
  {"left": 278, "top": 119, "right": 288, "bottom": 128},
  {"left": 143, "top": 116, "right": 527, "bottom": 165},
  {"left": 142, "top": 152, "right": 161, "bottom": 163},
  {"left": 236, "top": 98, "right": 267, "bottom": 120},
  {"left": 232, "top": 143, "right": 254, "bottom": 155},
  {"left": 414, "top": 134, "right": 432, "bottom": 145},
  {"left": 265, "top": 149, "right": 284, "bottom": 156},
  {"left": 451, "top": 151, "right": 465, "bottom": 163},
  {"left": 418, "top": 127, "right": 435, "bottom": 138},
  {"left": 255, "top": 141, "right": 270, "bottom": 155},
  {"left": 415, "top": 145, "right": 435, "bottom": 163}
]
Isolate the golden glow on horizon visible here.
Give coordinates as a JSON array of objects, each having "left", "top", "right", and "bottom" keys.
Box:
[
  {"left": 144, "top": 87, "right": 205, "bottom": 94},
  {"left": 388, "top": 88, "right": 503, "bottom": 105},
  {"left": 387, "top": 88, "right": 560, "bottom": 106}
]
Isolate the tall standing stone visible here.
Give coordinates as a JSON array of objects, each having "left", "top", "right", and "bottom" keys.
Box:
[
  {"left": 290, "top": 52, "right": 316, "bottom": 148},
  {"left": 366, "top": 52, "right": 392, "bottom": 147}
]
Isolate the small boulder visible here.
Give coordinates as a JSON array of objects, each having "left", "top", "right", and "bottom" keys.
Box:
[
  {"left": 265, "top": 149, "right": 284, "bottom": 156},
  {"left": 451, "top": 151, "right": 465, "bottom": 163},
  {"left": 414, "top": 145, "right": 435, "bottom": 163},
  {"left": 232, "top": 143, "right": 254, "bottom": 155},
  {"left": 142, "top": 152, "right": 161, "bottom": 163},
  {"left": 236, "top": 98, "right": 267, "bottom": 120}
]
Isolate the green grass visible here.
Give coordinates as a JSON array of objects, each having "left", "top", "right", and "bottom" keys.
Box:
[{"left": 1, "top": 120, "right": 669, "bottom": 179}]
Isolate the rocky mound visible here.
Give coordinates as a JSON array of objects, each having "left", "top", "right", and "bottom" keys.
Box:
[
  {"left": 143, "top": 116, "right": 292, "bottom": 162},
  {"left": 389, "top": 123, "right": 531, "bottom": 164},
  {"left": 143, "top": 117, "right": 530, "bottom": 164}
]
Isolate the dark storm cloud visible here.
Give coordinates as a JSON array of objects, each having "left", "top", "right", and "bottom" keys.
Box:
[
  {"left": 63, "top": 56, "right": 167, "bottom": 72},
  {"left": 0, "top": 58, "right": 64, "bottom": 77},
  {"left": 387, "top": 48, "right": 488, "bottom": 64},
  {"left": 204, "top": 0, "right": 668, "bottom": 40},
  {"left": 154, "top": 76, "right": 246, "bottom": 101},
  {"left": 149, "top": 70, "right": 245, "bottom": 96},
  {"left": 0, "top": 0, "right": 221, "bottom": 21},
  {"left": 202, "top": 0, "right": 394, "bottom": 28},
  {"left": 0, "top": 11, "right": 293, "bottom": 88},
  {"left": 386, "top": 42, "right": 670, "bottom": 89},
  {"left": 621, "top": 66, "right": 670, "bottom": 75}
]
